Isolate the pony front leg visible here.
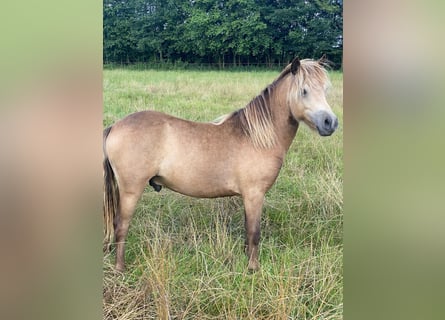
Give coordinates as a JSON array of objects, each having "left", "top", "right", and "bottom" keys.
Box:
[{"left": 243, "top": 191, "right": 265, "bottom": 271}]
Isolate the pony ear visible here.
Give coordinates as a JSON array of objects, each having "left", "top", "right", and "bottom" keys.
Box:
[
  {"left": 318, "top": 54, "right": 327, "bottom": 64},
  {"left": 290, "top": 57, "right": 300, "bottom": 75}
]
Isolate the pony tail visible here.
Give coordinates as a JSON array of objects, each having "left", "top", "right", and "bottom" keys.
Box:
[{"left": 103, "top": 126, "right": 119, "bottom": 252}]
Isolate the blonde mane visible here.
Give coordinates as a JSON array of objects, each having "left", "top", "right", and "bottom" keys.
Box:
[{"left": 234, "top": 87, "right": 276, "bottom": 149}]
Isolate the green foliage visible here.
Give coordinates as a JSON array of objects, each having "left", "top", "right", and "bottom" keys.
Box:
[
  {"left": 103, "top": 0, "right": 343, "bottom": 68},
  {"left": 103, "top": 69, "right": 343, "bottom": 319}
]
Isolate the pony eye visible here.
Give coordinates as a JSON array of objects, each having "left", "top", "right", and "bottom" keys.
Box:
[{"left": 302, "top": 89, "right": 308, "bottom": 96}]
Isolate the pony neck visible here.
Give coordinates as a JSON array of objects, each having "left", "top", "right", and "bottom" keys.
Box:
[{"left": 269, "top": 75, "right": 299, "bottom": 152}]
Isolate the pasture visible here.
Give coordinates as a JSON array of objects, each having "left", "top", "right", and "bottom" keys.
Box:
[{"left": 103, "top": 67, "right": 343, "bottom": 319}]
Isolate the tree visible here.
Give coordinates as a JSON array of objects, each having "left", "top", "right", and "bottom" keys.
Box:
[
  {"left": 103, "top": 0, "right": 343, "bottom": 68},
  {"left": 103, "top": 0, "right": 139, "bottom": 63},
  {"left": 258, "top": 0, "right": 342, "bottom": 67},
  {"left": 224, "top": 0, "right": 270, "bottom": 66}
]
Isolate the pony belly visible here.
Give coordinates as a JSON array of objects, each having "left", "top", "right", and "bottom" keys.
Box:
[{"left": 152, "top": 175, "right": 239, "bottom": 198}]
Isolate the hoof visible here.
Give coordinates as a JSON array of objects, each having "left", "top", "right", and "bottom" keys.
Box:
[
  {"left": 115, "top": 263, "right": 125, "bottom": 272},
  {"left": 248, "top": 260, "right": 260, "bottom": 272}
]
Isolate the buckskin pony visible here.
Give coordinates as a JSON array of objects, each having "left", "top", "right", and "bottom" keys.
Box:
[{"left": 103, "top": 57, "right": 338, "bottom": 272}]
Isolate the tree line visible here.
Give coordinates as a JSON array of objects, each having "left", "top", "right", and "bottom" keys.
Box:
[{"left": 104, "top": 0, "right": 343, "bottom": 69}]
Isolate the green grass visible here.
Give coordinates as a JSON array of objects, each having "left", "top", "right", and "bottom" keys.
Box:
[{"left": 103, "top": 68, "right": 343, "bottom": 319}]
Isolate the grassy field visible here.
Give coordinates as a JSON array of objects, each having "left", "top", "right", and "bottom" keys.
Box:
[{"left": 103, "top": 68, "right": 343, "bottom": 319}]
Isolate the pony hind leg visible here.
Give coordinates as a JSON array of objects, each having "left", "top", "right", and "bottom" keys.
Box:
[
  {"left": 114, "top": 189, "right": 144, "bottom": 272},
  {"left": 243, "top": 191, "right": 265, "bottom": 271}
]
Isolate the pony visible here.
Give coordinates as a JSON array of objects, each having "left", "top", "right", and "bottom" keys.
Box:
[{"left": 103, "top": 57, "right": 338, "bottom": 271}]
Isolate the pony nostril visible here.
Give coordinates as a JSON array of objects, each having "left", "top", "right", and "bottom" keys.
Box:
[{"left": 324, "top": 117, "right": 331, "bottom": 128}]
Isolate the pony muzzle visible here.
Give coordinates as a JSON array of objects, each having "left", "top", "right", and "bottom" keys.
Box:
[{"left": 310, "top": 110, "right": 338, "bottom": 136}]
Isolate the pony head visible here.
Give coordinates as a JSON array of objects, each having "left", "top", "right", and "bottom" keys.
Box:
[{"left": 288, "top": 57, "right": 338, "bottom": 136}]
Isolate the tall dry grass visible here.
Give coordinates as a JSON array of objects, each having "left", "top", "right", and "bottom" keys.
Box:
[{"left": 103, "top": 68, "right": 343, "bottom": 319}]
